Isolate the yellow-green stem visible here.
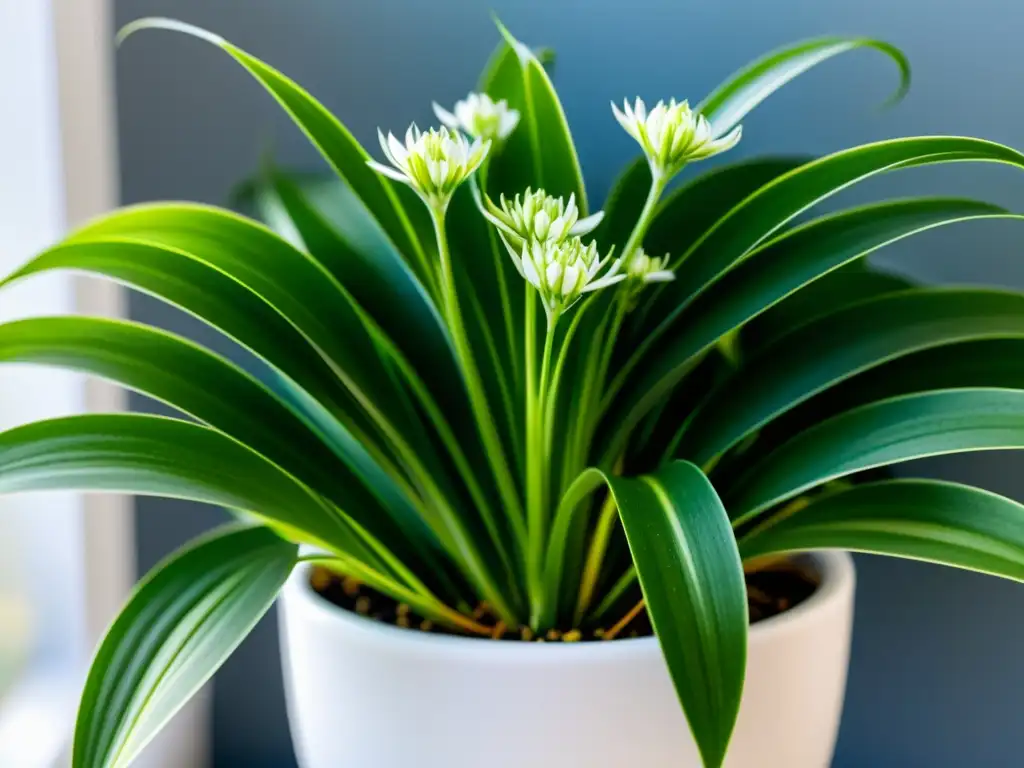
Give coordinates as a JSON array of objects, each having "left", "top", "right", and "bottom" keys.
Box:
[
  {"left": 573, "top": 492, "right": 621, "bottom": 624},
  {"left": 431, "top": 207, "right": 524, "bottom": 624}
]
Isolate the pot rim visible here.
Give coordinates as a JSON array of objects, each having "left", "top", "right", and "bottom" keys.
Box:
[{"left": 281, "top": 550, "right": 855, "bottom": 659}]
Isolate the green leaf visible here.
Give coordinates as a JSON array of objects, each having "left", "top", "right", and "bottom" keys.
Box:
[
  {"left": 603, "top": 200, "right": 1015, "bottom": 462},
  {"left": 741, "top": 265, "right": 913, "bottom": 352},
  {"left": 731, "top": 388, "right": 1024, "bottom": 520},
  {"left": 6, "top": 211, "right": 427, "bottom": 490},
  {"left": 117, "top": 18, "right": 431, "bottom": 276},
  {"left": 641, "top": 137, "right": 1024, "bottom": 353},
  {"left": 699, "top": 37, "right": 911, "bottom": 137},
  {"left": 69, "top": 204, "right": 416, "bottom": 434},
  {"left": 738, "top": 480, "right": 1024, "bottom": 586},
  {"left": 249, "top": 172, "right": 455, "bottom": 390},
  {"left": 678, "top": 289, "right": 1024, "bottom": 466},
  {"left": 482, "top": 22, "right": 587, "bottom": 210},
  {"left": 73, "top": 525, "right": 296, "bottom": 768},
  {"left": 606, "top": 462, "right": 746, "bottom": 768},
  {"left": 597, "top": 156, "right": 809, "bottom": 257},
  {"left": 0, "top": 316, "right": 442, "bottom": 570},
  {"left": 0, "top": 413, "right": 370, "bottom": 557}
]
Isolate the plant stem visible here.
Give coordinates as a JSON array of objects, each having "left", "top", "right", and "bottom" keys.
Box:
[
  {"left": 528, "top": 314, "right": 558, "bottom": 626},
  {"left": 593, "top": 173, "right": 669, "bottom": 414},
  {"left": 523, "top": 287, "right": 559, "bottom": 626},
  {"left": 603, "top": 598, "right": 645, "bottom": 640},
  {"left": 430, "top": 207, "right": 525, "bottom": 624},
  {"left": 570, "top": 174, "right": 669, "bottom": 623}
]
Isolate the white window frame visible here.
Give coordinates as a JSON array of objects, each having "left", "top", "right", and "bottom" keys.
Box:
[{"left": 0, "top": 2, "right": 209, "bottom": 765}]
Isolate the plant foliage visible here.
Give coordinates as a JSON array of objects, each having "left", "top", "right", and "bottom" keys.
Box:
[{"left": 5, "top": 16, "right": 1024, "bottom": 768}]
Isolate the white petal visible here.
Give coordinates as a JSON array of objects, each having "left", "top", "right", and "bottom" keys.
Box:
[
  {"left": 583, "top": 273, "right": 627, "bottom": 292},
  {"left": 432, "top": 102, "right": 459, "bottom": 129},
  {"left": 366, "top": 160, "right": 412, "bottom": 183},
  {"left": 388, "top": 132, "right": 410, "bottom": 166},
  {"left": 523, "top": 253, "right": 542, "bottom": 289},
  {"left": 643, "top": 270, "right": 676, "bottom": 283},
  {"left": 569, "top": 210, "right": 605, "bottom": 236}
]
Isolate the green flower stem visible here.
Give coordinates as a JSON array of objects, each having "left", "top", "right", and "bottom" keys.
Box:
[
  {"left": 527, "top": 312, "right": 559, "bottom": 626},
  {"left": 431, "top": 206, "right": 525, "bottom": 624},
  {"left": 589, "top": 565, "right": 638, "bottom": 623},
  {"left": 596, "top": 174, "right": 672, "bottom": 413},
  {"left": 569, "top": 174, "right": 669, "bottom": 623}
]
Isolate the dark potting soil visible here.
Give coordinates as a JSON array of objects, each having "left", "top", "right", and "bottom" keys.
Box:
[{"left": 309, "top": 560, "right": 818, "bottom": 642}]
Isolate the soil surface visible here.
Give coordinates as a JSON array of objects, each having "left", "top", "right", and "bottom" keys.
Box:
[{"left": 310, "top": 560, "right": 818, "bottom": 642}]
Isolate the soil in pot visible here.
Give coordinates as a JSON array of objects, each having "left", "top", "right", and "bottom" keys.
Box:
[{"left": 309, "top": 559, "right": 817, "bottom": 642}]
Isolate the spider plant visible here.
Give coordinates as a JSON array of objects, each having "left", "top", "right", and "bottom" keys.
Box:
[{"left": 7, "top": 15, "right": 1024, "bottom": 768}]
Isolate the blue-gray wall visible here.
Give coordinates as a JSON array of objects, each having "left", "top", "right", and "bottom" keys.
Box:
[{"left": 113, "top": 1, "right": 1024, "bottom": 765}]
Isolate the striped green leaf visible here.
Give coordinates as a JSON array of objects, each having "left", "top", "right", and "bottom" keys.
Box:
[
  {"left": 607, "top": 462, "right": 746, "bottom": 768},
  {"left": 699, "top": 37, "right": 910, "bottom": 136},
  {"left": 73, "top": 526, "right": 296, "bottom": 768},
  {"left": 603, "top": 201, "right": 1017, "bottom": 461},
  {"left": 678, "top": 289, "right": 1024, "bottom": 466},
  {"left": 731, "top": 388, "right": 1024, "bottom": 521},
  {"left": 739, "top": 480, "right": 1024, "bottom": 586}
]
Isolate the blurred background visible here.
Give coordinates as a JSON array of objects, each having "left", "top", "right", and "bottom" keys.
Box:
[{"left": 5, "top": 0, "right": 1024, "bottom": 765}]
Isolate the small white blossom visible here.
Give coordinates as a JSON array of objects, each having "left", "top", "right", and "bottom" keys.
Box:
[
  {"left": 510, "top": 236, "right": 624, "bottom": 313},
  {"left": 612, "top": 98, "right": 742, "bottom": 180},
  {"left": 433, "top": 92, "right": 520, "bottom": 142},
  {"left": 368, "top": 124, "right": 489, "bottom": 210},
  {"left": 626, "top": 248, "right": 675, "bottom": 284},
  {"left": 479, "top": 187, "right": 604, "bottom": 246}
]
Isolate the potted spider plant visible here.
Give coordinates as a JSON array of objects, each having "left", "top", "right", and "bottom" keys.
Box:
[{"left": 6, "top": 13, "right": 1024, "bottom": 768}]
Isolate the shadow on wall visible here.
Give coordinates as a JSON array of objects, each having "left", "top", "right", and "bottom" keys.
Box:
[{"left": 114, "top": 0, "right": 1024, "bottom": 765}]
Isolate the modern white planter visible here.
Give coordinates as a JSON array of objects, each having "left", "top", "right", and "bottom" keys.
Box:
[{"left": 279, "top": 550, "right": 855, "bottom": 768}]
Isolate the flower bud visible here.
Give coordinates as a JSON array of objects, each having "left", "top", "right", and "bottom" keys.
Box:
[
  {"left": 612, "top": 98, "right": 742, "bottom": 180},
  {"left": 433, "top": 92, "right": 520, "bottom": 142},
  {"left": 368, "top": 124, "right": 489, "bottom": 210}
]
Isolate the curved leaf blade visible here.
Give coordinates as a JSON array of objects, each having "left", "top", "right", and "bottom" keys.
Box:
[
  {"left": 678, "top": 289, "right": 1024, "bottom": 466},
  {"left": 0, "top": 413, "right": 364, "bottom": 555},
  {"left": 741, "top": 265, "right": 913, "bottom": 353},
  {"left": 117, "top": 18, "right": 430, "bottom": 274},
  {"left": 643, "top": 137, "right": 1024, "bottom": 351},
  {"left": 604, "top": 201, "right": 1015, "bottom": 461},
  {"left": 739, "top": 480, "right": 1024, "bottom": 586},
  {"left": 731, "top": 388, "right": 1024, "bottom": 519},
  {"left": 483, "top": 22, "right": 587, "bottom": 210},
  {"left": 0, "top": 316, "right": 442, "bottom": 565},
  {"left": 74, "top": 525, "right": 296, "bottom": 768},
  {"left": 598, "top": 156, "right": 809, "bottom": 257},
  {"left": 5, "top": 224, "right": 410, "bottom": 486},
  {"left": 606, "top": 462, "right": 746, "bottom": 768},
  {"left": 699, "top": 37, "right": 911, "bottom": 136}
]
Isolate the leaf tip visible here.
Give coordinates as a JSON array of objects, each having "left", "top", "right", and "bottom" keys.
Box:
[{"left": 115, "top": 17, "right": 227, "bottom": 49}]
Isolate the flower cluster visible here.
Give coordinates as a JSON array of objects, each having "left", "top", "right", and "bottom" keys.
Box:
[
  {"left": 433, "top": 93, "right": 520, "bottom": 142},
  {"left": 612, "top": 98, "right": 741, "bottom": 180},
  {"left": 368, "top": 124, "right": 490, "bottom": 210},
  {"left": 514, "top": 237, "right": 625, "bottom": 313},
  {"left": 481, "top": 188, "right": 603, "bottom": 247}
]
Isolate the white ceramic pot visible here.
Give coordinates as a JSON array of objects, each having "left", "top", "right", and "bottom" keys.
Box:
[{"left": 279, "top": 551, "right": 855, "bottom": 768}]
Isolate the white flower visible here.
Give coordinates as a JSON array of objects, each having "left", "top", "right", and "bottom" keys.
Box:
[
  {"left": 433, "top": 93, "right": 520, "bottom": 142},
  {"left": 612, "top": 98, "right": 742, "bottom": 180},
  {"left": 510, "top": 236, "right": 624, "bottom": 313},
  {"left": 478, "top": 187, "right": 604, "bottom": 246},
  {"left": 626, "top": 248, "right": 675, "bottom": 284},
  {"left": 368, "top": 124, "right": 490, "bottom": 210}
]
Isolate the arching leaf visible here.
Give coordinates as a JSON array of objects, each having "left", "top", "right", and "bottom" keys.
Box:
[{"left": 73, "top": 526, "right": 296, "bottom": 768}]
